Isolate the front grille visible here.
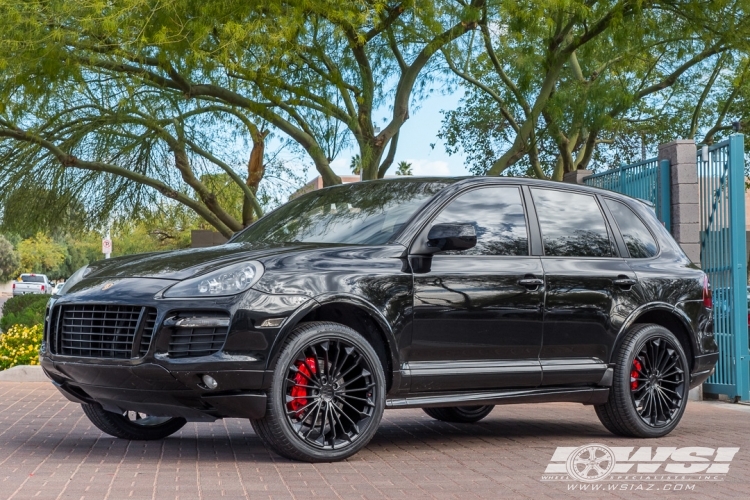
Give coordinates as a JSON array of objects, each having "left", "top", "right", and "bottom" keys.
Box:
[
  {"left": 168, "top": 314, "right": 230, "bottom": 359},
  {"left": 50, "top": 304, "right": 158, "bottom": 359}
]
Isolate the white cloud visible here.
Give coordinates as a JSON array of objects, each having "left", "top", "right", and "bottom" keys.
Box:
[{"left": 405, "top": 158, "right": 451, "bottom": 176}]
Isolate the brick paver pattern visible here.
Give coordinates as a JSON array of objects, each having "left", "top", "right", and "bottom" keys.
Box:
[{"left": 1, "top": 382, "right": 749, "bottom": 499}]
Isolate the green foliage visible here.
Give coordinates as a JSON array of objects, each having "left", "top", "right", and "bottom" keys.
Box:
[
  {"left": 0, "top": 234, "right": 19, "bottom": 281},
  {"left": 0, "top": 324, "right": 43, "bottom": 369},
  {"left": 396, "top": 161, "right": 413, "bottom": 176},
  {"left": 350, "top": 155, "right": 362, "bottom": 176},
  {"left": 438, "top": 0, "right": 750, "bottom": 178},
  {"left": 18, "top": 233, "right": 66, "bottom": 275},
  {"left": 0, "top": 294, "right": 49, "bottom": 332},
  {"left": 0, "top": 0, "right": 480, "bottom": 239}
]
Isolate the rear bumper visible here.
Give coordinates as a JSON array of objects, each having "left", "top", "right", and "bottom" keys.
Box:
[
  {"left": 41, "top": 357, "right": 269, "bottom": 421},
  {"left": 690, "top": 352, "right": 719, "bottom": 389}
]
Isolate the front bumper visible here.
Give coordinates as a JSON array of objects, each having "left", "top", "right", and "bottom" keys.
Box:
[
  {"left": 42, "top": 277, "right": 312, "bottom": 421},
  {"left": 42, "top": 357, "right": 270, "bottom": 421}
]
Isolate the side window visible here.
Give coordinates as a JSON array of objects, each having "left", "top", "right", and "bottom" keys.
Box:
[
  {"left": 605, "top": 199, "right": 659, "bottom": 258},
  {"left": 531, "top": 188, "right": 615, "bottom": 258},
  {"left": 432, "top": 186, "right": 529, "bottom": 256}
]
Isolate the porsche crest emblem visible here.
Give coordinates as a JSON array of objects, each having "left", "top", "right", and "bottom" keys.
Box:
[{"left": 101, "top": 282, "right": 115, "bottom": 291}]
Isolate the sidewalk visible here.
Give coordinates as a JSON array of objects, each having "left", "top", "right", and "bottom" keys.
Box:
[{"left": 0, "top": 381, "right": 748, "bottom": 499}]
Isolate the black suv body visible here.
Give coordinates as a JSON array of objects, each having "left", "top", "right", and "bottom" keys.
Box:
[{"left": 41, "top": 177, "right": 717, "bottom": 462}]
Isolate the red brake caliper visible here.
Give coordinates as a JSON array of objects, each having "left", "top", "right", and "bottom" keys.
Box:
[
  {"left": 630, "top": 358, "right": 642, "bottom": 391},
  {"left": 288, "top": 357, "right": 317, "bottom": 416}
]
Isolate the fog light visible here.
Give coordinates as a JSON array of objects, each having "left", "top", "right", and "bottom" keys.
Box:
[
  {"left": 260, "top": 317, "right": 285, "bottom": 328},
  {"left": 202, "top": 374, "right": 218, "bottom": 390}
]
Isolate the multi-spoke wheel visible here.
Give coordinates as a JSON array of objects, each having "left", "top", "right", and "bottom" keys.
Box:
[
  {"left": 81, "top": 404, "right": 186, "bottom": 440},
  {"left": 595, "top": 323, "right": 689, "bottom": 438},
  {"left": 251, "top": 321, "right": 386, "bottom": 462},
  {"left": 422, "top": 405, "right": 494, "bottom": 423}
]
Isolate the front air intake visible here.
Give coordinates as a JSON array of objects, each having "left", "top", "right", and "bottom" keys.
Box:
[{"left": 167, "top": 313, "right": 230, "bottom": 359}]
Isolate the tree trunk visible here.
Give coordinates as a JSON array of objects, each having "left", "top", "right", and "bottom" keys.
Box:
[{"left": 243, "top": 128, "right": 269, "bottom": 226}]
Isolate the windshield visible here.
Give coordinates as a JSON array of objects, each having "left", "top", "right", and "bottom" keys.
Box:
[
  {"left": 21, "top": 275, "right": 45, "bottom": 283},
  {"left": 233, "top": 179, "right": 455, "bottom": 246}
]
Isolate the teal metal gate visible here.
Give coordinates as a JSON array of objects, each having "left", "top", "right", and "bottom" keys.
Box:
[
  {"left": 699, "top": 135, "right": 749, "bottom": 400},
  {"left": 583, "top": 158, "right": 671, "bottom": 230}
]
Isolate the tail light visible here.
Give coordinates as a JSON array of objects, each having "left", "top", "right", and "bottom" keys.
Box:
[
  {"left": 703, "top": 275, "right": 712, "bottom": 309},
  {"left": 12, "top": 282, "right": 15, "bottom": 289},
  {"left": 41, "top": 285, "right": 45, "bottom": 292}
]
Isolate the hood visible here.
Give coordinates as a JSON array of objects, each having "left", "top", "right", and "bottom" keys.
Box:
[{"left": 85, "top": 242, "right": 343, "bottom": 281}]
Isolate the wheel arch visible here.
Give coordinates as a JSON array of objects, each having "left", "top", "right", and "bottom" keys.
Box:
[
  {"left": 267, "top": 294, "right": 399, "bottom": 392},
  {"left": 613, "top": 303, "right": 697, "bottom": 370}
]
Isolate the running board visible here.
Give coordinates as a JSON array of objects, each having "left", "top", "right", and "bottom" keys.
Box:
[{"left": 386, "top": 386, "right": 609, "bottom": 409}]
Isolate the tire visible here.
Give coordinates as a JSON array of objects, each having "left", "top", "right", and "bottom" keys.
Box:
[
  {"left": 422, "top": 405, "right": 494, "bottom": 423},
  {"left": 81, "top": 404, "right": 186, "bottom": 440},
  {"left": 251, "top": 321, "right": 386, "bottom": 462},
  {"left": 595, "top": 323, "right": 690, "bottom": 438}
]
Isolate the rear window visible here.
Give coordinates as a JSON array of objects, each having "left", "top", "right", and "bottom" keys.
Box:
[
  {"left": 605, "top": 199, "right": 659, "bottom": 258},
  {"left": 21, "top": 275, "right": 45, "bottom": 283}
]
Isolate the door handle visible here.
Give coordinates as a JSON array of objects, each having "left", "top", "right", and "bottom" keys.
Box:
[
  {"left": 613, "top": 276, "right": 637, "bottom": 289},
  {"left": 518, "top": 278, "right": 544, "bottom": 289}
]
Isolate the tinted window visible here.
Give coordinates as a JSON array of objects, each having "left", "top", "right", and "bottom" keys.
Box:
[
  {"left": 605, "top": 199, "right": 658, "bottom": 258},
  {"left": 232, "top": 179, "right": 455, "bottom": 246},
  {"left": 531, "top": 188, "right": 614, "bottom": 257},
  {"left": 432, "top": 186, "right": 528, "bottom": 256},
  {"left": 21, "top": 275, "right": 45, "bottom": 283}
]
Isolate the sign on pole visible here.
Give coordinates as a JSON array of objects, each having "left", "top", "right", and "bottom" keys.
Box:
[{"left": 102, "top": 237, "right": 112, "bottom": 258}]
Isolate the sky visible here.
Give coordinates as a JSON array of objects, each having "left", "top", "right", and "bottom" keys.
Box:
[{"left": 310, "top": 90, "right": 472, "bottom": 181}]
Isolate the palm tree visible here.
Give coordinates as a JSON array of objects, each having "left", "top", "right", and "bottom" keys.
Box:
[
  {"left": 350, "top": 155, "right": 362, "bottom": 175},
  {"left": 396, "top": 161, "right": 413, "bottom": 176}
]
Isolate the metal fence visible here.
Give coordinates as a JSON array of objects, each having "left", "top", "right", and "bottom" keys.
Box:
[
  {"left": 699, "top": 135, "right": 749, "bottom": 400},
  {"left": 583, "top": 158, "right": 671, "bottom": 230}
]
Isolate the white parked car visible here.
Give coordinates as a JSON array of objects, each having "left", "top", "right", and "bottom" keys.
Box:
[
  {"left": 52, "top": 282, "right": 66, "bottom": 295},
  {"left": 12, "top": 274, "right": 51, "bottom": 296}
]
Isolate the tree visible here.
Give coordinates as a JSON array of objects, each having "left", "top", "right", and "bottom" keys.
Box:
[
  {"left": 396, "top": 161, "right": 413, "bottom": 175},
  {"left": 0, "top": 235, "right": 19, "bottom": 282},
  {"left": 18, "top": 234, "right": 66, "bottom": 275},
  {"left": 0, "top": 74, "right": 275, "bottom": 237},
  {"left": 350, "top": 155, "right": 362, "bottom": 176},
  {"left": 0, "top": 0, "right": 485, "bottom": 215},
  {"left": 438, "top": 0, "right": 750, "bottom": 179}
]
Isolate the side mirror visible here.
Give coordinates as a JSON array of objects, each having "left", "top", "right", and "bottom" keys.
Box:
[{"left": 427, "top": 223, "right": 477, "bottom": 252}]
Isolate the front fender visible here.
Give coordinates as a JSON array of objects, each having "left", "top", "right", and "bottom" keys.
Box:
[{"left": 265, "top": 293, "right": 400, "bottom": 377}]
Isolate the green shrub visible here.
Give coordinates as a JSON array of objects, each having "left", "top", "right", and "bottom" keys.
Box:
[
  {"left": 1, "top": 294, "right": 50, "bottom": 332},
  {"left": 0, "top": 324, "right": 42, "bottom": 369}
]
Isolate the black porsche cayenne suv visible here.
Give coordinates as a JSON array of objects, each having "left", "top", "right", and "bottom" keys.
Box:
[{"left": 42, "top": 177, "right": 717, "bottom": 462}]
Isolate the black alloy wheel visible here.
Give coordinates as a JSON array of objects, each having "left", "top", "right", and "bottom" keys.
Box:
[
  {"left": 283, "top": 338, "right": 377, "bottom": 449},
  {"left": 422, "top": 405, "right": 494, "bottom": 423},
  {"left": 251, "top": 321, "right": 386, "bottom": 462},
  {"left": 629, "top": 337, "right": 686, "bottom": 427},
  {"left": 595, "top": 323, "right": 689, "bottom": 438}
]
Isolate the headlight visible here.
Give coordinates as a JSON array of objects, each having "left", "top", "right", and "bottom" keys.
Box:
[
  {"left": 56, "top": 265, "right": 89, "bottom": 296},
  {"left": 163, "top": 261, "right": 263, "bottom": 298}
]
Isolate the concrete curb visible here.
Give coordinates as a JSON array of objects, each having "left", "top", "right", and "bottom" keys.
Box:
[{"left": 0, "top": 365, "right": 48, "bottom": 382}]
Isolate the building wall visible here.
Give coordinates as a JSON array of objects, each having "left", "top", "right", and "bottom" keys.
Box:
[{"left": 289, "top": 175, "right": 362, "bottom": 200}]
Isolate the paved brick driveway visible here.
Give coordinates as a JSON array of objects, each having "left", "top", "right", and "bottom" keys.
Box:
[{"left": 1, "top": 381, "right": 749, "bottom": 499}]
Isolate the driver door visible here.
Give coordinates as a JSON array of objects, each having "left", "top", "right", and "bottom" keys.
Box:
[{"left": 408, "top": 185, "right": 544, "bottom": 392}]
